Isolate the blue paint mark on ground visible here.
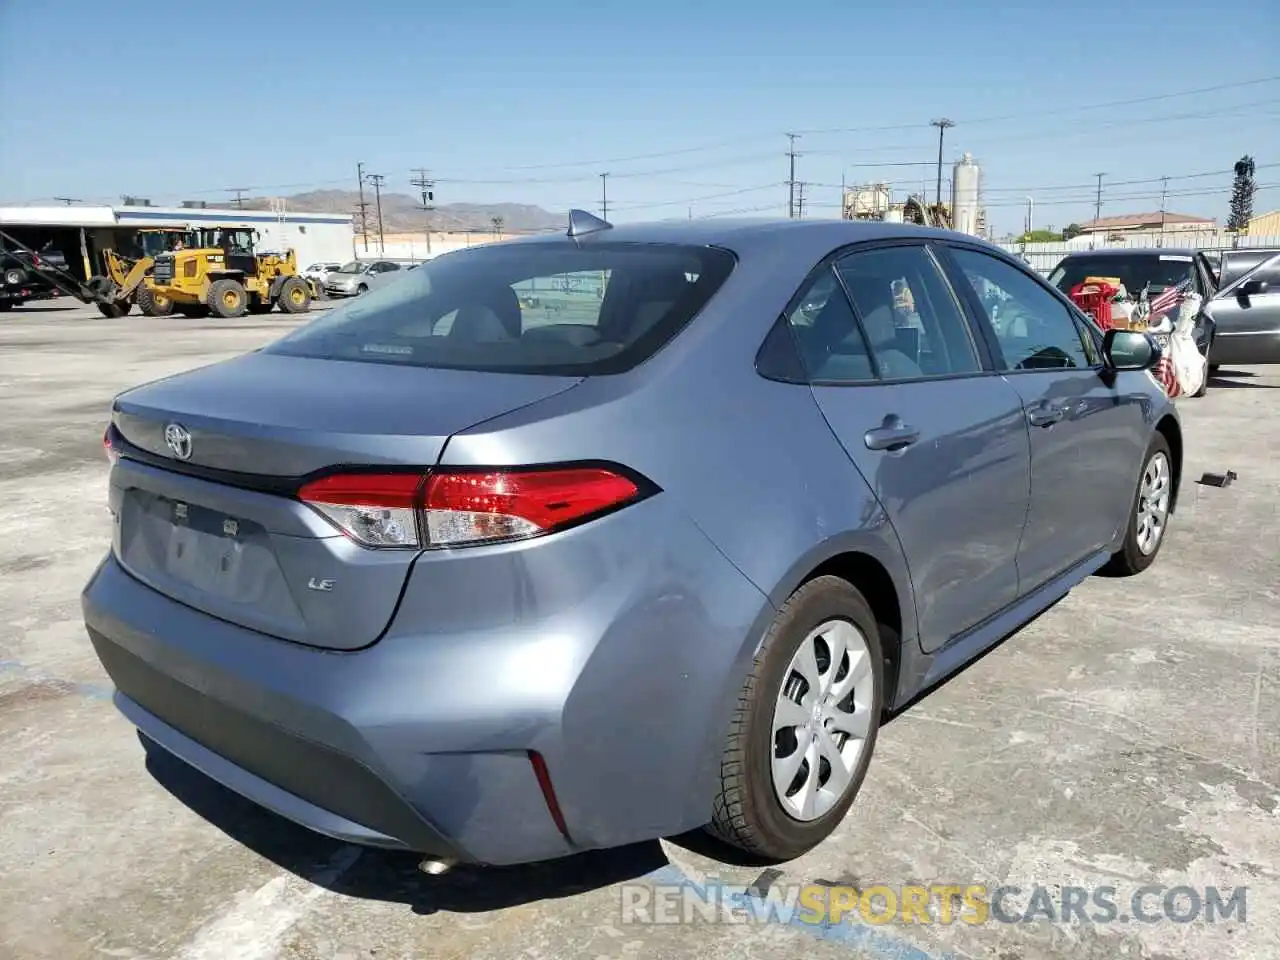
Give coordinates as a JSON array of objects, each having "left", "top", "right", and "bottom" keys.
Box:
[
  {"left": 645, "top": 864, "right": 954, "bottom": 959},
  {"left": 0, "top": 659, "right": 114, "bottom": 701}
]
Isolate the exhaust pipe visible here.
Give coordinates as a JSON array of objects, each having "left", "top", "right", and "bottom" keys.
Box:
[{"left": 417, "top": 857, "right": 456, "bottom": 876}]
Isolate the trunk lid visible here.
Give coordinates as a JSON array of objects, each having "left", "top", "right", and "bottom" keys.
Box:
[{"left": 110, "top": 351, "right": 581, "bottom": 649}]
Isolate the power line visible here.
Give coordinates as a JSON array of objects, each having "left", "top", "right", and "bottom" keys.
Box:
[
  {"left": 982, "top": 162, "right": 1280, "bottom": 195},
  {"left": 794, "top": 74, "right": 1280, "bottom": 136}
]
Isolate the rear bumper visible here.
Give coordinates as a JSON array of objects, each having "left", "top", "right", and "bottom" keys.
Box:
[{"left": 82, "top": 496, "right": 770, "bottom": 865}]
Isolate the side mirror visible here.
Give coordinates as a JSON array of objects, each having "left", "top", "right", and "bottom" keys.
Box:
[
  {"left": 1238, "top": 278, "right": 1269, "bottom": 297},
  {"left": 1102, "top": 329, "right": 1158, "bottom": 371}
]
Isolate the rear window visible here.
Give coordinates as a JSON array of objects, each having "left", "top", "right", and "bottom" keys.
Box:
[
  {"left": 265, "top": 241, "right": 736, "bottom": 375},
  {"left": 1047, "top": 254, "right": 1195, "bottom": 298}
]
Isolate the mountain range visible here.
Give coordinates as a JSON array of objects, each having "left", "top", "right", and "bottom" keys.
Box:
[{"left": 238, "top": 190, "right": 564, "bottom": 234}]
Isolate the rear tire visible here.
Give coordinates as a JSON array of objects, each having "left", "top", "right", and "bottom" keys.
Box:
[
  {"left": 276, "top": 276, "right": 311, "bottom": 314},
  {"left": 707, "top": 575, "right": 883, "bottom": 861},
  {"left": 1102, "top": 433, "right": 1173, "bottom": 577},
  {"left": 207, "top": 279, "right": 248, "bottom": 319}
]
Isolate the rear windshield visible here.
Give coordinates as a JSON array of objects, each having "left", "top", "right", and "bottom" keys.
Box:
[
  {"left": 264, "top": 241, "right": 736, "bottom": 375},
  {"left": 1048, "top": 254, "right": 1195, "bottom": 298}
]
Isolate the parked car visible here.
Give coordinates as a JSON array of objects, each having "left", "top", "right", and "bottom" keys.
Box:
[
  {"left": 1048, "top": 247, "right": 1280, "bottom": 370},
  {"left": 323, "top": 259, "right": 413, "bottom": 298},
  {"left": 302, "top": 261, "right": 343, "bottom": 286},
  {"left": 85, "top": 215, "right": 1181, "bottom": 868}
]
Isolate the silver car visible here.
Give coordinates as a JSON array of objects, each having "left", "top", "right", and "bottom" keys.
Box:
[
  {"left": 85, "top": 213, "right": 1179, "bottom": 867},
  {"left": 324, "top": 259, "right": 412, "bottom": 298}
]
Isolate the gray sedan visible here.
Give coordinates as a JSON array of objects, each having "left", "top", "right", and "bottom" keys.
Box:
[
  {"left": 85, "top": 213, "right": 1179, "bottom": 868},
  {"left": 323, "top": 259, "right": 413, "bottom": 298}
]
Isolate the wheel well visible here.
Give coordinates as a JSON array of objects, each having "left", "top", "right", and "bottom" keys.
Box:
[
  {"left": 803, "top": 552, "right": 903, "bottom": 709},
  {"left": 1155, "top": 415, "right": 1183, "bottom": 512}
]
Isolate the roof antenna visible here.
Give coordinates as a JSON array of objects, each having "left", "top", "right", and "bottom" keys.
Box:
[{"left": 567, "top": 208, "right": 612, "bottom": 240}]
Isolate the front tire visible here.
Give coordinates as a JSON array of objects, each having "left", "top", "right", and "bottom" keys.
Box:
[
  {"left": 708, "top": 575, "right": 883, "bottom": 861},
  {"left": 207, "top": 279, "right": 248, "bottom": 319},
  {"left": 1102, "top": 433, "right": 1173, "bottom": 576},
  {"left": 136, "top": 285, "right": 174, "bottom": 317}
]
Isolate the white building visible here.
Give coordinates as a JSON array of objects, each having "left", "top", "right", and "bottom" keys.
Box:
[{"left": 0, "top": 203, "right": 355, "bottom": 278}]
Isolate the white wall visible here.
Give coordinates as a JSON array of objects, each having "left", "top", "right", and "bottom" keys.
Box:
[{"left": 254, "top": 221, "right": 356, "bottom": 267}]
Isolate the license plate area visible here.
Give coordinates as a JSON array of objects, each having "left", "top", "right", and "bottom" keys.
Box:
[
  {"left": 125, "top": 491, "right": 269, "bottom": 600},
  {"left": 165, "top": 497, "right": 260, "bottom": 595}
]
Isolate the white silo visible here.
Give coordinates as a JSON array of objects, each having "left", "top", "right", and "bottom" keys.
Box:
[{"left": 951, "top": 153, "right": 981, "bottom": 236}]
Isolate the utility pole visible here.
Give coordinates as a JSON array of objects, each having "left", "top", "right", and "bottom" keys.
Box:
[
  {"left": 228, "top": 188, "right": 248, "bottom": 209},
  {"left": 786, "top": 133, "right": 802, "bottom": 218},
  {"left": 1092, "top": 172, "right": 1105, "bottom": 249},
  {"left": 840, "top": 170, "right": 847, "bottom": 220},
  {"left": 796, "top": 182, "right": 807, "bottom": 220},
  {"left": 355, "top": 162, "right": 370, "bottom": 252},
  {"left": 1159, "top": 175, "right": 1169, "bottom": 246},
  {"left": 1025, "top": 196, "right": 1034, "bottom": 236},
  {"left": 599, "top": 173, "right": 609, "bottom": 221},
  {"left": 53, "top": 197, "right": 81, "bottom": 206},
  {"left": 930, "top": 119, "right": 954, "bottom": 215},
  {"left": 366, "top": 173, "right": 386, "bottom": 254},
  {"left": 410, "top": 167, "right": 436, "bottom": 254}
]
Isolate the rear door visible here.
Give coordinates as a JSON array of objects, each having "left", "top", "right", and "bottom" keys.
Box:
[
  {"left": 940, "top": 244, "right": 1146, "bottom": 591},
  {"left": 792, "top": 242, "right": 1031, "bottom": 652}
]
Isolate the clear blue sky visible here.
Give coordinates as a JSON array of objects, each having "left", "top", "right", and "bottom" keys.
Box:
[{"left": 1, "top": 0, "right": 1277, "bottom": 235}]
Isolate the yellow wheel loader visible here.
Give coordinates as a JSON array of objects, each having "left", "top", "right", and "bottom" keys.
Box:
[
  {"left": 87, "top": 229, "right": 192, "bottom": 317},
  {"left": 147, "top": 227, "right": 315, "bottom": 319}
]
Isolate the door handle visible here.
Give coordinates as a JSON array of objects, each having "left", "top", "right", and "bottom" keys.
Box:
[
  {"left": 1028, "top": 403, "right": 1064, "bottom": 427},
  {"left": 864, "top": 415, "right": 920, "bottom": 451}
]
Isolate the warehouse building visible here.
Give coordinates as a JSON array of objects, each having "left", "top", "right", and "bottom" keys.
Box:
[{"left": 0, "top": 202, "right": 355, "bottom": 282}]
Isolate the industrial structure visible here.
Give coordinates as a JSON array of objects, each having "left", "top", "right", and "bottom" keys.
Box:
[{"left": 841, "top": 152, "right": 988, "bottom": 238}]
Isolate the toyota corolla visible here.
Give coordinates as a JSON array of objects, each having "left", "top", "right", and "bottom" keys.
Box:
[{"left": 83, "top": 213, "right": 1181, "bottom": 866}]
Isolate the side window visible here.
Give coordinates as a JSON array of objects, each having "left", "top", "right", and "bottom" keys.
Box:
[
  {"left": 835, "top": 245, "right": 982, "bottom": 379},
  {"left": 949, "top": 248, "right": 1095, "bottom": 371},
  {"left": 782, "top": 268, "right": 876, "bottom": 383}
]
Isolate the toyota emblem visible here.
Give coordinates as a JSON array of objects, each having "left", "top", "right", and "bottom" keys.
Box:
[{"left": 164, "top": 423, "right": 193, "bottom": 461}]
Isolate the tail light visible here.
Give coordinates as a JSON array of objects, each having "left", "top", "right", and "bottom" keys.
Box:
[
  {"left": 297, "top": 465, "right": 651, "bottom": 549},
  {"left": 103, "top": 426, "right": 119, "bottom": 465}
]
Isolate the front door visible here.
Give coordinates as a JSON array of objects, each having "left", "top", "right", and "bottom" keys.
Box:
[
  {"left": 1208, "top": 251, "right": 1280, "bottom": 365},
  {"left": 943, "top": 245, "right": 1148, "bottom": 591},
  {"left": 787, "top": 244, "right": 1031, "bottom": 652}
]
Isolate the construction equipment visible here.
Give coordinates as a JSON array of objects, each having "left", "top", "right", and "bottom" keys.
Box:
[{"left": 147, "top": 227, "right": 314, "bottom": 319}]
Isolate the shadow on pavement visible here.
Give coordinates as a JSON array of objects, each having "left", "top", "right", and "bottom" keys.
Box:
[{"left": 142, "top": 734, "right": 669, "bottom": 913}]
